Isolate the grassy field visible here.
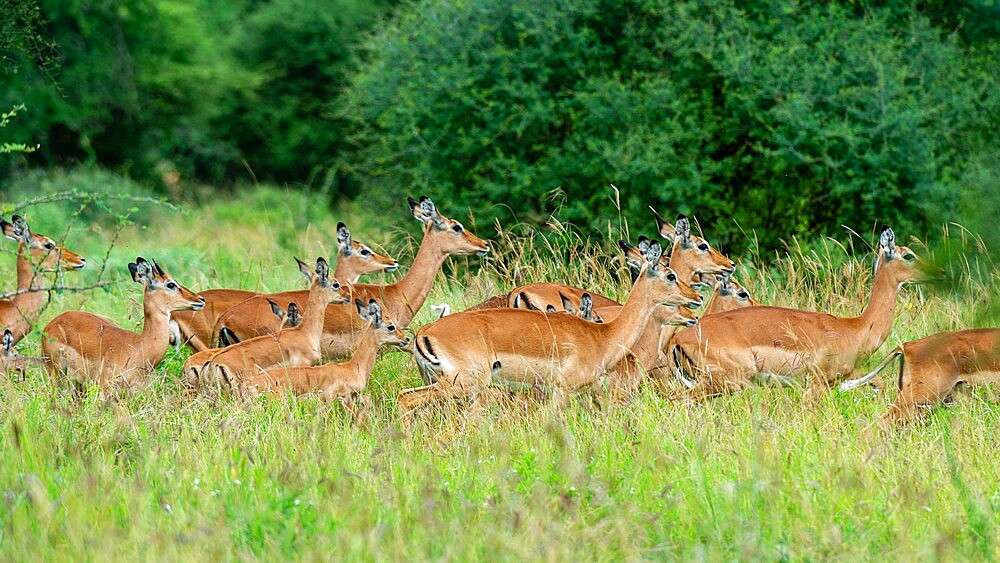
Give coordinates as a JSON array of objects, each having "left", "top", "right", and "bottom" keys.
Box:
[{"left": 2, "top": 177, "right": 999, "bottom": 560}]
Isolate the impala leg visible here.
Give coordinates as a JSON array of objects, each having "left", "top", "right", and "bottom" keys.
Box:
[
  {"left": 883, "top": 365, "right": 953, "bottom": 425},
  {"left": 397, "top": 373, "right": 481, "bottom": 416}
]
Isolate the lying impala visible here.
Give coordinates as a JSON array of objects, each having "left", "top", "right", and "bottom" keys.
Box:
[
  {"left": 212, "top": 196, "right": 489, "bottom": 359},
  {"left": 396, "top": 243, "right": 702, "bottom": 414},
  {"left": 42, "top": 258, "right": 204, "bottom": 391},
  {"left": 187, "top": 257, "right": 346, "bottom": 389},
  {"left": 671, "top": 227, "right": 923, "bottom": 399},
  {"left": 2, "top": 329, "right": 28, "bottom": 378},
  {"left": 839, "top": 329, "right": 1000, "bottom": 424},
  {"left": 703, "top": 274, "right": 759, "bottom": 315},
  {"left": 241, "top": 299, "right": 408, "bottom": 409},
  {"left": 1, "top": 215, "right": 87, "bottom": 344},
  {"left": 171, "top": 221, "right": 396, "bottom": 352},
  {"left": 200, "top": 257, "right": 349, "bottom": 389}
]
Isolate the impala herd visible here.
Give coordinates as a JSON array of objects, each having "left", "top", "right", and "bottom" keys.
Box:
[{"left": 1, "top": 196, "right": 998, "bottom": 426}]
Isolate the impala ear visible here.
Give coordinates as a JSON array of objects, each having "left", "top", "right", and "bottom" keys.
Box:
[
  {"left": 646, "top": 241, "right": 663, "bottom": 268},
  {"left": 267, "top": 299, "right": 285, "bottom": 320},
  {"left": 3, "top": 330, "right": 13, "bottom": 355},
  {"left": 294, "top": 257, "right": 312, "bottom": 280},
  {"left": 879, "top": 227, "right": 897, "bottom": 260},
  {"left": 129, "top": 257, "right": 154, "bottom": 285},
  {"left": 368, "top": 299, "right": 383, "bottom": 326},
  {"left": 355, "top": 298, "right": 369, "bottom": 319},
  {"left": 619, "top": 240, "right": 645, "bottom": 272},
  {"left": 5, "top": 215, "right": 31, "bottom": 242},
  {"left": 579, "top": 293, "right": 593, "bottom": 318},
  {"left": 315, "top": 257, "right": 330, "bottom": 282},
  {"left": 336, "top": 222, "right": 352, "bottom": 255},
  {"left": 286, "top": 302, "right": 300, "bottom": 326},
  {"left": 637, "top": 235, "right": 652, "bottom": 255},
  {"left": 152, "top": 259, "right": 166, "bottom": 277},
  {"left": 652, "top": 208, "right": 675, "bottom": 243},
  {"left": 410, "top": 195, "right": 443, "bottom": 227},
  {"left": 559, "top": 292, "right": 577, "bottom": 314},
  {"left": 675, "top": 215, "right": 691, "bottom": 246}
]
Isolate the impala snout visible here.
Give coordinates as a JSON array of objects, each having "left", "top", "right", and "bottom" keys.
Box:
[
  {"left": 67, "top": 256, "right": 87, "bottom": 270},
  {"left": 684, "top": 317, "right": 698, "bottom": 327},
  {"left": 476, "top": 243, "right": 490, "bottom": 257},
  {"left": 385, "top": 261, "right": 399, "bottom": 273},
  {"left": 191, "top": 297, "right": 206, "bottom": 311}
]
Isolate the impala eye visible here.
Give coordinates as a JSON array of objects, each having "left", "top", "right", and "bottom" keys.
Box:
[
  {"left": 386, "top": 324, "right": 396, "bottom": 331},
  {"left": 666, "top": 272, "right": 677, "bottom": 282},
  {"left": 738, "top": 291, "right": 749, "bottom": 299},
  {"left": 166, "top": 282, "right": 178, "bottom": 290},
  {"left": 697, "top": 243, "right": 709, "bottom": 252},
  {"left": 903, "top": 253, "right": 915, "bottom": 262},
  {"left": 360, "top": 248, "right": 372, "bottom": 256},
  {"left": 451, "top": 224, "right": 463, "bottom": 233},
  {"left": 44, "top": 242, "right": 55, "bottom": 250}
]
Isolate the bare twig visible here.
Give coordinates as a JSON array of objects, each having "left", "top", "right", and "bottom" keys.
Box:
[{"left": 0, "top": 282, "right": 113, "bottom": 300}]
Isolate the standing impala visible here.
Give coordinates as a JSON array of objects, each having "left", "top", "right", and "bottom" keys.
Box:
[
  {"left": 671, "top": 227, "right": 923, "bottom": 399},
  {"left": 241, "top": 299, "right": 408, "bottom": 409},
  {"left": 42, "top": 258, "right": 204, "bottom": 391},
  {"left": 840, "top": 329, "right": 1000, "bottom": 424},
  {"left": 171, "top": 221, "right": 396, "bottom": 352},
  {"left": 396, "top": 243, "right": 702, "bottom": 414},
  {"left": 1, "top": 215, "right": 87, "bottom": 344},
  {"left": 212, "top": 196, "right": 489, "bottom": 359},
  {"left": 200, "top": 257, "right": 349, "bottom": 390}
]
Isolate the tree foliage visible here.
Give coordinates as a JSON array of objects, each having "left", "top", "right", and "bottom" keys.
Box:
[{"left": 342, "top": 0, "right": 1000, "bottom": 253}]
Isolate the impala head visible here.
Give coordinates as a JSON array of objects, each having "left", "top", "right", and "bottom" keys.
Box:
[
  {"left": 874, "top": 227, "right": 923, "bottom": 287},
  {"left": 128, "top": 257, "right": 205, "bottom": 313},
  {"left": 2, "top": 215, "right": 86, "bottom": 271},
  {"left": 1, "top": 329, "right": 26, "bottom": 377},
  {"left": 714, "top": 274, "right": 752, "bottom": 305},
  {"left": 356, "top": 298, "right": 409, "bottom": 348},
  {"left": 408, "top": 195, "right": 490, "bottom": 257},
  {"left": 295, "top": 257, "right": 351, "bottom": 305},
  {"left": 336, "top": 222, "right": 399, "bottom": 279},
  {"left": 654, "top": 305, "right": 699, "bottom": 327},
  {"left": 620, "top": 239, "right": 703, "bottom": 308},
  {"left": 653, "top": 211, "right": 735, "bottom": 286}
]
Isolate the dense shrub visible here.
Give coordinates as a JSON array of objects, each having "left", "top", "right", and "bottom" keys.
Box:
[{"left": 341, "top": 0, "right": 1000, "bottom": 253}]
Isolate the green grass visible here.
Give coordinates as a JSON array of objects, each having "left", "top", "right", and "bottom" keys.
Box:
[{"left": 2, "top": 175, "right": 999, "bottom": 559}]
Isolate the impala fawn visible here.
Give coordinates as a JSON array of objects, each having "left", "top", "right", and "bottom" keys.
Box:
[{"left": 42, "top": 257, "right": 204, "bottom": 391}]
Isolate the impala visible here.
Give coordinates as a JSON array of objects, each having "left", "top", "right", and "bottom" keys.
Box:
[
  {"left": 200, "top": 257, "right": 348, "bottom": 389},
  {"left": 212, "top": 196, "right": 489, "bottom": 358},
  {"left": 241, "top": 299, "right": 408, "bottom": 408},
  {"left": 171, "top": 221, "right": 396, "bottom": 352},
  {"left": 670, "top": 227, "right": 923, "bottom": 399},
  {"left": 217, "top": 299, "right": 300, "bottom": 346},
  {"left": 1, "top": 215, "right": 87, "bottom": 344},
  {"left": 512, "top": 291, "right": 604, "bottom": 322},
  {"left": 702, "top": 274, "right": 759, "bottom": 316},
  {"left": 42, "top": 258, "right": 204, "bottom": 390},
  {"left": 2, "top": 329, "right": 27, "bottom": 378},
  {"left": 839, "top": 329, "right": 1000, "bottom": 424},
  {"left": 396, "top": 243, "right": 702, "bottom": 414}
]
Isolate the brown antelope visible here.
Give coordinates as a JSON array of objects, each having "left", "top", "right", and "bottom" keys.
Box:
[
  {"left": 396, "top": 243, "right": 702, "bottom": 414},
  {"left": 2, "top": 329, "right": 28, "bottom": 378},
  {"left": 670, "top": 227, "right": 923, "bottom": 399},
  {"left": 1, "top": 215, "right": 87, "bottom": 344},
  {"left": 170, "top": 221, "right": 396, "bottom": 352},
  {"left": 212, "top": 196, "right": 489, "bottom": 358},
  {"left": 241, "top": 299, "right": 408, "bottom": 407},
  {"left": 199, "top": 257, "right": 349, "bottom": 389},
  {"left": 512, "top": 291, "right": 604, "bottom": 323},
  {"left": 182, "top": 296, "right": 311, "bottom": 388},
  {"left": 41, "top": 258, "right": 204, "bottom": 391},
  {"left": 839, "top": 329, "right": 1000, "bottom": 424}
]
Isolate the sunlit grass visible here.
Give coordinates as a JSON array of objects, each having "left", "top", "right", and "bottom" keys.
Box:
[{"left": 1, "top": 177, "right": 999, "bottom": 559}]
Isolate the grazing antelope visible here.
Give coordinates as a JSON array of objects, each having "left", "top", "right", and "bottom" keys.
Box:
[
  {"left": 396, "top": 243, "right": 702, "bottom": 414},
  {"left": 212, "top": 196, "right": 489, "bottom": 359},
  {"left": 200, "top": 257, "right": 348, "bottom": 389},
  {"left": 170, "top": 221, "right": 396, "bottom": 352},
  {"left": 241, "top": 299, "right": 408, "bottom": 407},
  {"left": 1, "top": 215, "right": 87, "bottom": 344},
  {"left": 2, "top": 329, "right": 26, "bottom": 378},
  {"left": 839, "top": 329, "right": 1000, "bottom": 424},
  {"left": 670, "top": 227, "right": 923, "bottom": 400},
  {"left": 41, "top": 258, "right": 204, "bottom": 391}
]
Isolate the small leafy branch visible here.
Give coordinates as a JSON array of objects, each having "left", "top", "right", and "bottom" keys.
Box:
[{"left": 0, "top": 104, "right": 38, "bottom": 155}]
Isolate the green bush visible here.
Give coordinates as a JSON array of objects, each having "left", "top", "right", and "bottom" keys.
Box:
[{"left": 341, "top": 0, "right": 1000, "bottom": 254}]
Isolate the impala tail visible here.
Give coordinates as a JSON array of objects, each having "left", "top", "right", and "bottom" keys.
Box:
[{"left": 839, "top": 348, "right": 904, "bottom": 391}]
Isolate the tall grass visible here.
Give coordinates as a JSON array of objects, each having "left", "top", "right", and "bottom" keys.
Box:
[{"left": 1, "top": 176, "right": 998, "bottom": 559}]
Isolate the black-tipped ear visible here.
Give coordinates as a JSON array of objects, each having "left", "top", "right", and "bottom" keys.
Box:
[
  {"left": 652, "top": 208, "right": 675, "bottom": 242},
  {"left": 336, "top": 222, "right": 351, "bottom": 252},
  {"left": 295, "top": 257, "right": 312, "bottom": 279},
  {"left": 152, "top": 260, "right": 165, "bottom": 277},
  {"left": 559, "top": 292, "right": 576, "bottom": 314},
  {"left": 1, "top": 218, "right": 16, "bottom": 241},
  {"left": 618, "top": 240, "right": 634, "bottom": 253},
  {"left": 368, "top": 299, "right": 382, "bottom": 325},
  {"left": 267, "top": 299, "right": 285, "bottom": 320},
  {"left": 8, "top": 215, "right": 30, "bottom": 242},
  {"left": 407, "top": 196, "right": 419, "bottom": 210},
  {"left": 2, "top": 329, "right": 13, "bottom": 354},
  {"left": 315, "top": 257, "right": 329, "bottom": 280},
  {"left": 675, "top": 214, "right": 690, "bottom": 242},
  {"left": 129, "top": 257, "right": 152, "bottom": 284},
  {"left": 646, "top": 241, "right": 663, "bottom": 265},
  {"left": 355, "top": 298, "right": 368, "bottom": 318},
  {"left": 545, "top": 304, "right": 557, "bottom": 313},
  {"left": 879, "top": 227, "right": 897, "bottom": 259}
]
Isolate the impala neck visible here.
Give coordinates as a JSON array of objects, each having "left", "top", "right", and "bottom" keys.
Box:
[
  {"left": 139, "top": 293, "right": 173, "bottom": 367},
  {"left": 299, "top": 282, "right": 330, "bottom": 345},
  {"left": 333, "top": 249, "right": 360, "bottom": 284},
  {"left": 592, "top": 276, "right": 656, "bottom": 371},
  {"left": 12, "top": 243, "right": 47, "bottom": 316},
  {"left": 854, "top": 260, "right": 901, "bottom": 355},
  {"left": 383, "top": 227, "right": 448, "bottom": 326},
  {"left": 346, "top": 324, "right": 381, "bottom": 381}
]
